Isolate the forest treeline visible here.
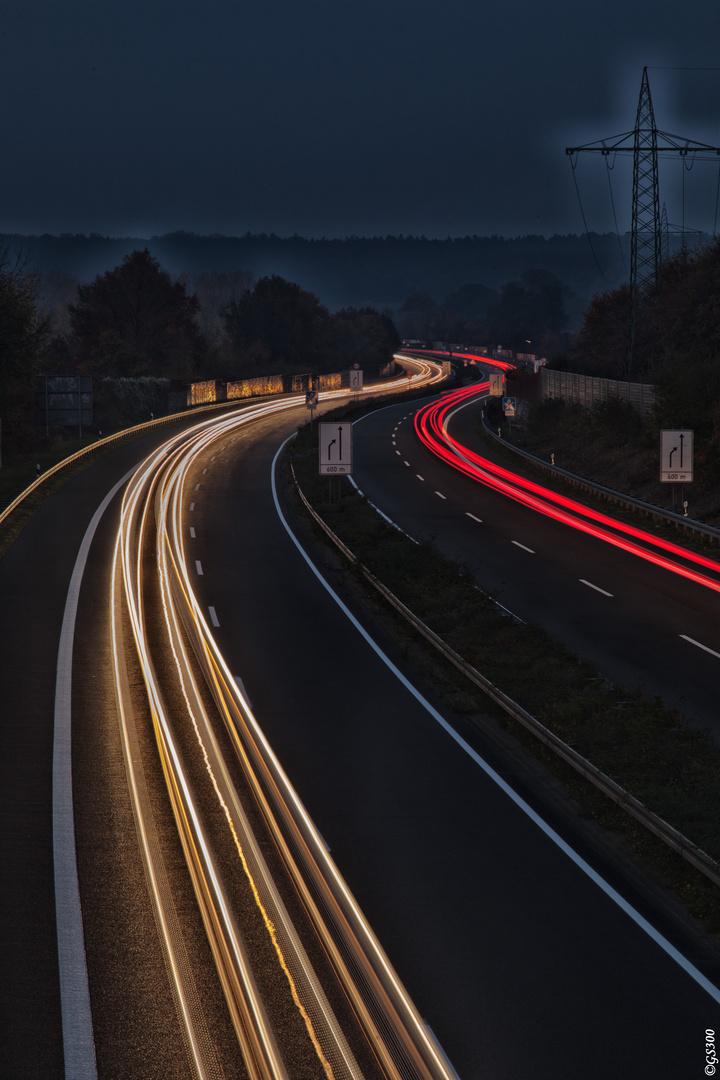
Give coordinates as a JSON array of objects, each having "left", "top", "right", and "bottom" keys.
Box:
[
  {"left": 568, "top": 235, "right": 720, "bottom": 480},
  {"left": 0, "top": 248, "right": 402, "bottom": 450},
  {"left": 0, "top": 229, "right": 652, "bottom": 317},
  {"left": 1, "top": 234, "right": 718, "bottom": 468}
]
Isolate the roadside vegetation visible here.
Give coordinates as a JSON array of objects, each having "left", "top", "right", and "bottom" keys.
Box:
[
  {"left": 502, "top": 396, "right": 720, "bottom": 529},
  {"left": 524, "top": 236, "right": 720, "bottom": 526},
  {"left": 288, "top": 399, "right": 720, "bottom": 935}
]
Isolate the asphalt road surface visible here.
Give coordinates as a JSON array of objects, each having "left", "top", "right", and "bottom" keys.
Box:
[
  {"left": 352, "top": 393, "right": 720, "bottom": 736},
  {"left": 2, "top": 394, "right": 719, "bottom": 1079},
  {"left": 188, "top": 400, "right": 720, "bottom": 1079}
]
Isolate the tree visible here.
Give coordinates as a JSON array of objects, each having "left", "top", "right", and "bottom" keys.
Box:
[
  {"left": 393, "top": 293, "right": 438, "bottom": 341},
  {"left": 484, "top": 269, "right": 567, "bottom": 350},
  {"left": 222, "top": 275, "right": 331, "bottom": 376},
  {"left": 573, "top": 284, "right": 631, "bottom": 377},
  {"left": 0, "top": 249, "right": 49, "bottom": 447},
  {"left": 68, "top": 249, "right": 205, "bottom": 378},
  {"left": 326, "top": 307, "right": 400, "bottom": 368}
]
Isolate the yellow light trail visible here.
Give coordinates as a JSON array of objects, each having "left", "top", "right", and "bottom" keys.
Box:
[{"left": 111, "top": 364, "right": 458, "bottom": 1080}]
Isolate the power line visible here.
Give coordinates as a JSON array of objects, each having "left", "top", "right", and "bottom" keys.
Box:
[{"left": 568, "top": 154, "right": 616, "bottom": 283}]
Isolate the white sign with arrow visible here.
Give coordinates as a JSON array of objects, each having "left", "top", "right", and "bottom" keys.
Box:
[
  {"left": 319, "top": 422, "right": 353, "bottom": 475},
  {"left": 660, "top": 429, "right": 693, "bottom": 483}
]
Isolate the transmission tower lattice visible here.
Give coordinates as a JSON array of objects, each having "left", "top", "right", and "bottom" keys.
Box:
[{"left": 566, "top": 67, "right": 720, "bottom": 375}]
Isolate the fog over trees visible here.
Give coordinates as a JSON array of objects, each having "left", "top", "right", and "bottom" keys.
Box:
[{"left": 0, "top": 230, "right": 651, "bottom": 323}]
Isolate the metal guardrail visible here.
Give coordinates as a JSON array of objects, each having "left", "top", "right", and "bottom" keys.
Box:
[
  {"left": 0, "top": 391, "right": 304, "bottom": 534},
  {"left": 0, "top": 406, "right": 205, "bottom": 531},
  {"left": 290, "top": 463, "right": 720, "bottom": 890},
  {"left": 483, "top": 415, "right": 720, "bottom": 546}
]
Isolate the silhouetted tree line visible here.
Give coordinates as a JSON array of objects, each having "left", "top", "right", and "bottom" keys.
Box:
[
  {"left": 568, "top": 236, "right": 720, "bottom": 483},
  {"left": 0, "top": 249, "right": 400, "bottom": 454},
  {"left": 0, "top": 248, "right": 51, "bottom": 447},
  {"left": 1, "top": 229, "right": 659, "bottom": 317},
  {"left": 394, "top": 269, "right": 570, "bottom": 354}
]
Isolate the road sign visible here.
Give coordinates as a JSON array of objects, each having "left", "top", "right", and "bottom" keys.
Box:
[
  {"left": 319, "top": 422, "right": 353, "bottom": 474},
  {"left": 502, "top": 396, "right": 516, "bottom": 416},
  {"left": 305, "top": 389, "right": 318, "bottom": 409},
  {"left": 660, "top": 429, "right": 693, "bottom": 482},
  {"left": 489, "top": 371, "right": 504, "bottom": 396},
  {"left": 349, "top": 369, "right": 363, "bottom": 391}
]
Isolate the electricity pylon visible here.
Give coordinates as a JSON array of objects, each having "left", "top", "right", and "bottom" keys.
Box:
[{"left": 566, "top": 67, "right": 720, "bottom": 375}]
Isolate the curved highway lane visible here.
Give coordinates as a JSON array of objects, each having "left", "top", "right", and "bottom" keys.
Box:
[
  {"left": 2, "top": 364, "right": 719, "bottom": 1080},
  {"left": 187, "top": 399, "right": 720, "bottom": 1079},
  {"left": 351, "top": 386, "right": 720, "bottom": 735}
]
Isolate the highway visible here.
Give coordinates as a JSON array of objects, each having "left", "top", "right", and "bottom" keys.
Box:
[
  {"left": 185, "top": 382, "right": 720, "bottom": 1077},
  {"left": 351, "top": 374, "right": 720, "bottom": 735},
  {"left": 1, "top": 358, "right": 719, "bottom": 1079}
]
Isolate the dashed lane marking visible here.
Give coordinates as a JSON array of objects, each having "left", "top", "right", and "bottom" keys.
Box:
[
  {"left": 680, "top": 635, "right": 720, "bottom": 660},
  {"left": 580, "top": 579, "right": 613, "bottom": 597}
]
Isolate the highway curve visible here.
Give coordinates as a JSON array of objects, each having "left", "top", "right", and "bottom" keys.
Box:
[{"left": 1, "top": 374, "right": 719, "bottom": 1079}]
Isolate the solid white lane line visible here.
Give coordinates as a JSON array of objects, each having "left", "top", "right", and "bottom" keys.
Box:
[
  {"left": 270, "top": 438, "right": 720, "bottom": 1006},
  {"left": 512, "top": 541, "right": 535, "bottom": 554},
  {"left": 435, "top": 491, "right": 446, "bottom": 500},
  {"left": 347, "top": 476, "right": 420, "bottom": 544},
  {"left": 189, "top": 527, "right": 196, "bottom": 538},
  {"left": 580, "top": 579, "right": 613, "bottom": 597},
  {"left": 680, "top": 635, "right": 720, "bottom": 660},
  {"left": 208, "top": 606, "right": 220, "bottom": 627},
  {"left": 55, "top": 471, "right": 134, "bottom": 1079},
  {"left": 195, "top": 560, "right": 204, "bottom": 576},
  {"left": 466, "top": 513, "right": 483, "bottom": 523}
]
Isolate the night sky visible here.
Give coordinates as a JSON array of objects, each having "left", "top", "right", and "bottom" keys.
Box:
[{"left": 2, "top": 0, "right": 719, "bottom": 240}]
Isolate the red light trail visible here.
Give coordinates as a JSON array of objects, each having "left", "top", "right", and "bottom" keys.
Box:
[{"left": 413, "top": 380, "right": 720, "bottom": 595}]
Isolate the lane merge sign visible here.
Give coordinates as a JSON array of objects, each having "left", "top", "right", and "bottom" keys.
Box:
[
  {"left": 489, "top": 370, "right": 504, "bottom": 396},
  {"left": 319, "top": 422, "right": 353, "bottom": 475},
  {"left": 660, "top": 429, "right": 693, "bottom": 483}
]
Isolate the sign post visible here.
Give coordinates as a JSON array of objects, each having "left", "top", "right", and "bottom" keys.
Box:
[
  {"left": 349, "top": 367, "right": 363, "bottom": 391},
  {"left": 319, "top": 423, "right": 353, "bottom": 475},
  {"left": 660, "top": 430, "right": 693, "bottom": 483},
  {"left": 489, "top": 371, "right": 504, "bottom": 396},
  {"left": 660, "top": 429, "right": 693, "bottom": 516},
  {"left": 305, "top": 387, "right": 318, "bottom": 425}
]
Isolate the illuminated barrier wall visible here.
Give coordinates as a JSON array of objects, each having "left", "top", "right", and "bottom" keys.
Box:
[
  {"left": 187, "top": 380, "right": 227, "bottom": 406},
  {"left": 189, "top": 369, "right": 346, "bottom": 406},
  {"left": 226, "top": 374, "right": 285, "bottom": 400},
  {"left": 317, "top": 372, "right": 342, "bottom": 391},
  {"left": 541, "top": 368, "right": 656, "bottom": 418}
]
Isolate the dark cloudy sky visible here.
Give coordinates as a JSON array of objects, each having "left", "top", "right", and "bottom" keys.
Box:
[{"left": 2, "top": 0, "right": 719, "bottom": 239}]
